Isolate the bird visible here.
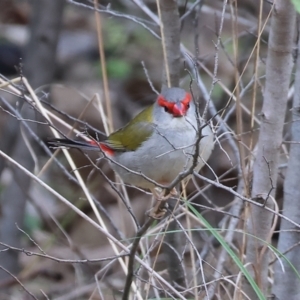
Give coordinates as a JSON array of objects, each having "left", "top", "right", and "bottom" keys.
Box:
[{"left": 48, "top": 86, "right": 214, "bottom": 218}]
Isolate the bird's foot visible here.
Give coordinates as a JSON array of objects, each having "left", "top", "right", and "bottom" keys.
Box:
[
  {"left": 148, "top": 187, "right": 177, "bottom": 219},
  {"left": 152, "top": 187, "right": 177, "bottom": 201},
  {"left": 148, "top": 202, "right": 169, "bottom": 219}
]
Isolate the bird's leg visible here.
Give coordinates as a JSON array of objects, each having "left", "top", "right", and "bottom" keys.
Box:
[
  {"left": 148, "top": 187, "right": 178, "bottom": 219},
  {"left": 153, "top": 186, "right": 178, "bottom": 200}
]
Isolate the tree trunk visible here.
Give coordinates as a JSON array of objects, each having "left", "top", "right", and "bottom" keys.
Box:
[
  {"left": 244, "top": 0, "right": 296, "bottom": 298},
  {"left": 272, "top": 13, "right": 300, "bottom": 300}
]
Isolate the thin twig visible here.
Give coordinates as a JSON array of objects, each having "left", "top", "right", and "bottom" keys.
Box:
[
  {"left": 0, "top": 265, "right": 39, "bottom": 300},
  {"left": 194, "top": 172, "right": 300, "bottom": 229},
  {"left": 16, "top": 223, "right": 46, "bottom": 255},
  {"left": 68, "top": 0, "right": 160, "bottom": 39},
  {"left": 156, "top": 0, "right": 171, "bottom": 87},
  {"left": 0, "top": 241, "right": 126, "bottom": 264},
  {"left": 122, "top": 217, "right": 154, "bottom": 300},
  {"left": 141, "top": 61, "right": 159, "bottom": 94},
  {"left": 181, "top": 0, "right": 203, "bottom": 21}
]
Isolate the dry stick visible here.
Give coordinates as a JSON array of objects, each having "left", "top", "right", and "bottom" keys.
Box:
[
  {"left": 249, "top": 0, "right": 263, "bottom": 157},
  {"left": 68, "top": 0, "right": 160, "bottom": 39},
  {"left": 0, "top": 242, "right": 126, "bottom": 264},
  {"left": 180, "top": 0, "right": 202, "bottom": 21},
  {"left": 0, "top": 265, "right": 38, "bottom": 300},
  {"left": 141, "top": 61, "right": 159, "bottom": 95},
  {"left": 161, "top": 202, "right": 187, "bottom": 287},
  {"left": 122, "top": 217, "right": 154, "bottom": 300},
  {"left": 229, "top": 1, "right": 249, "bottom": 195},
  {"left": 94, "top": 0, "right": 113, "bottom": 133},
  {"left": 156, "top": 0, "right": 171, "bottom": 87},
  {"left": 202, "top": 0, "right": 228, "bottom": 121},
  {"left": 16, "top": 224, "right": 46, "bottom": 255},
  {"left": 243, "top": 8, "right": 263, "bottom": 297},
  {"left": 40, "top": 290, "right": 50, "bottom": 300},
  {"left": 183, "top": 186, "right": 199, "bottom": 299}
]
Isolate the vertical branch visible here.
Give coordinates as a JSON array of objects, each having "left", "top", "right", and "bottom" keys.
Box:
[
  {"left": 229, "top": 0, "right": 249, "bottom": 194},
  {"left": 156, "top": 0, "right": 181, "bottom": 87},
  {"left": 244, "top": 0, "right": 296, "bottom": 298},
  {"left": 272, "top": 15, "right": 300, "bottom": 300},
  {"left": 94, "top": 0, "right": 113, "bottom": 132},
  {"left": 249, "top": 0, "right": 263, "bottom": 155},
  {"left": 122, "top": 218, "right": 153, "bottom": 300}
]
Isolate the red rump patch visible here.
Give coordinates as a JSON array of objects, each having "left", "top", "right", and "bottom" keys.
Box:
[
  {"left": 99, "top": 142, "right": 114, "bottom": 156},
  {"left": 87, "top": 140, "right": 114, "bottom": 156}
]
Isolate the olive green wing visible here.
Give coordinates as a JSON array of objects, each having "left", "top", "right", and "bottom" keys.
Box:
[{"left": 103, "top": 105, "right": 155, "bottom": 152}]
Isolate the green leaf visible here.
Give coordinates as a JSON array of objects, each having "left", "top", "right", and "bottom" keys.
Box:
[
  {"left": 291, "top": 0, "right": 300, "bottom": 13},
  {"left": 24, "top": 214, "right": 42, "bottom": 235},
  {"left": 106, "top": 59, "right": 131, "bottom": 78}
]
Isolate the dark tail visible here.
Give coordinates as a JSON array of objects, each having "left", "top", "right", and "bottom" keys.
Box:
[{"left": 47, "top": 138, "right": 101, "bottom": 151}]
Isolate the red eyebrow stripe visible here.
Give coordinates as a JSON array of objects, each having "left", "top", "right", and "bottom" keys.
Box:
[
  {"left": 181, "top": 93, "right": 191, "bottom": 105},
  {"left": 157, "top": 95, "right": 175, "bottom": 110},
  {"left": 158, "top": 93, "right": 191, "bottom": 107}
]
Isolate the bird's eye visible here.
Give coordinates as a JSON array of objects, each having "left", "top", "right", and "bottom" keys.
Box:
[
  {"left": 186, "top": 103, "right": 190, "bottom": 109},
  {"left": 164, "top": 106, "right": 169, "bottom": 112}
]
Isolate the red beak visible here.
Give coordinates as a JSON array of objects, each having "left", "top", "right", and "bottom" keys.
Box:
[{"left": 172, "top": 102, "right": 186, "bottom": 117}]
